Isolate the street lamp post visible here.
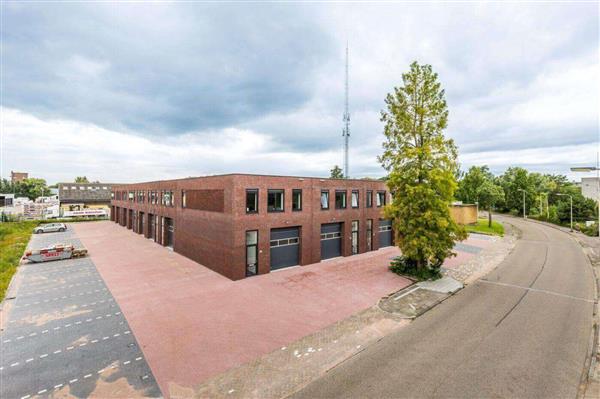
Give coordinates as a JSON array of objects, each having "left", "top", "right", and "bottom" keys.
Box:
[
  {"left": 557, "top": 193, "right": 573, "bottom": 232},
  {"left": 571, "top": 166, "right": 600, "bottom": 238},
  {"left": 518, "top": 188, "right": 526, "bottom": 219}
]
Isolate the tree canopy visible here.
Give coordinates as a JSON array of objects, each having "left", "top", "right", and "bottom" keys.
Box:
[
  {"left": 380, "top": 61, "right": 466, "bottom": 277},
  {"left": 330, "top": 165, "right": 344, "bottom": 179}
]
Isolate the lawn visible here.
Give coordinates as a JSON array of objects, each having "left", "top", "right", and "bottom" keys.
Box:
[
  {"left": 0, "top": 221, "right": 37, "bottom": 301},
  {"left": 465, "top": 218, "right": 504, "bottom": 236}
]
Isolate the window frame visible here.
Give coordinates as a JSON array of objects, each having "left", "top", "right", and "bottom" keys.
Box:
[
  {"left": 376, "top": 191, "right": 386, "bottom": 207},
  {"left": 292, "top": 189, "right": 302, "bottom": 211},
  {"left": 366, "top": 190, "right": 373, "bottom": 208},
  {"left": 335, "top": 190, "right": 347, "bottom": 209},
  {"left": 351, "top": 190, "right": 359, "bottom": 208},
  {"left": 321, "top": 190, "right": 330, "bottom": 210},
  {"left": 267, "top": 189, "right": 285, "bottom": 213},
  {"left": 182, "top": 190, "right": 187, "bottom": 208},
  {"left": 245, "top": 230, "right": 259, "bottom": 277},
  {"left": 246, "top": 189, "right": 259, "bottom": 214}
]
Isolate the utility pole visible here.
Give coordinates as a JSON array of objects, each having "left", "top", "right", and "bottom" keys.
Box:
[{"left": 342, "top": 44, "right": 350, "bottom": 179}]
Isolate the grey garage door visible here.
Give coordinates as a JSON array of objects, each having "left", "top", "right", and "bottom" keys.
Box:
[
  {"left": 270, "top": 227, "right": 300, "bottom": 270},
  {"left": 379, "top": 219, "right": 393, "bottom": 247},
  {"left": 321, "top": 223, "right": 342, "bottom": 260}
]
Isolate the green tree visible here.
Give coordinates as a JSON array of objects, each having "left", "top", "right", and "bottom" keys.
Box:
[
  {"left": 497, "top": 167, "right": 536, "bottom": 214},
  {"left": 456, "top": 166, "right": 494, "bottom": 204},
  {"left": 330, "top": 165, "right": 344, "bottom": 179},
  {"left": 379, "top": 61, "right": 466, "bottom": 277},
  {"left": 14, "top": 178, "right": 48, "bottom": 199},
  {"left": 75, "top": 176, "right": 89, "bottom": 183},
  {"left": 476, "top": 180, "right": 505, "bottom": 227}
]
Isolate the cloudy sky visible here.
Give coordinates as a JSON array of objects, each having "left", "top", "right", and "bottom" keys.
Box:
[{"left": 1, "top": 2, "right": 598, "bottom": 184}]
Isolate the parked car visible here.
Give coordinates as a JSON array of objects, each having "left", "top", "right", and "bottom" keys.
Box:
[{"left": 33, "top": 223, "right": 67, "bottom": 234}]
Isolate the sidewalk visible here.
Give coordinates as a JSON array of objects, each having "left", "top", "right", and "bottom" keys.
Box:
[{"left": 193, "top": 228, "right": 519, "bottom": 398}]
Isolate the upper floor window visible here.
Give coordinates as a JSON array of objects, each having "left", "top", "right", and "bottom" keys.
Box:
[
  {"left": 292, "top": 189, "right": 302, "bottom": 211},
  {"left": 351, "top": 190, "right": 359, "bottom": 208},
  {"left": 366, "top": 190, "right": 373, "bottom": 208},
  {"left": 335, "top": 190, "right": 347, "bottom": 209},
  {"left": 377, "top": 191, "right": 386, "bottom": 207},
  {"left": 321, "top": 190, "right": 329, "bottom": 210},
  {"left": 111, "top": 192, "right": 115, "bottom": 199},
  {"left": 267, "top": 189, "right": 284, "bottom": 212},
  {"left": 246, "top": 189, "right": 258, "bottom": 213},
  {"left": 128, "top": 191, "right": 134, "bottom": 201},
  {"left": 182, "top": 190, "right": 187, "bottom": 208}
]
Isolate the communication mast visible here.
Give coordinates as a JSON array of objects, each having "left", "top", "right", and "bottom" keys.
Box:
[{"left": 342, "top": 44, "right": 350, "bottom": 178}]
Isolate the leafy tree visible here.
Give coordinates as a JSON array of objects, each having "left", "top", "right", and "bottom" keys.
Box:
[
  {"left": 330, "top": 165, "right": 344, "bottom": 179},
  {"left": 379, "top": 61, "right": 466, "bottom": 277},
  {"left": 456, "top": 166, "right": 494, "bottom": 204},
  {"left": 75, "top": 176, "right": 89, "bottom": 183},
  {"left": 476, "top": 180, "right": 505, "bottom": 227},
  {"left": 497, "top": 167, "right": 536, "bottom": 214}
]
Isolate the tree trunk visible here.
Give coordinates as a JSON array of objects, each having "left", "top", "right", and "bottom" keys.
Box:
[{"left": 488, "top": 206, "right": 492, "bottom": 228}]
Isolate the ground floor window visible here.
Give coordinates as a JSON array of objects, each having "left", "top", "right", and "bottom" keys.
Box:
[
  {"left": 246, "top": 230, "right": 258, "bottom": 276},
  {"left": 367, "top": 219, "right": 373, "bottom": 250},
  {"left": 351, "top": 220, "right": 359, "bottom": 255}
]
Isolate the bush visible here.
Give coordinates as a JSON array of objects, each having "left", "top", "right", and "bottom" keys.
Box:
[
  {"left": 389, "top": 255, "right": 443, "bottom": 281},
  {"left": 582, "top": 223, "right": 599, "bottom": 237}
]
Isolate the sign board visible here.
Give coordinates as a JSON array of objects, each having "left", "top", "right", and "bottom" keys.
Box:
[{"left": 63, "top": 209, "right": 108, "bottom": 218}]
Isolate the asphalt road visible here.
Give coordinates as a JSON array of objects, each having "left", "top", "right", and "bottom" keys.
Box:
[
  {"left": 0, "top": 227, "right": 161, "bottom": 398},
  {"left": 293, "top": 217, "right": 596, "bottom": 398}
]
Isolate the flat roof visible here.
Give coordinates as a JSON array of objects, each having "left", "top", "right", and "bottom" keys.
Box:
[{"left": 111, "top": 173, "right": 387, "bottom": 187}]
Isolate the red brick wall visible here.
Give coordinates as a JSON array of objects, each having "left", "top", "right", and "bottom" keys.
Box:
[{"left": 111, "top": 174, "right": 389, "bottom": 280}]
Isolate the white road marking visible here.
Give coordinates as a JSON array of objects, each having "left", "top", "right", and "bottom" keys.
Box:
[
  {"left": 67, "top": 346, "right": 74, "bottom": 350},
  {"left": 54, "top": 384, "right": 63, "bottom": 389},
  {"left": 53, "top": 350, "right": 61, "bottom": 354},
  {"left": 20, "top": 395, "right": 30, "bottom": 399},
  {"left": 40, "top": 354, "right": 48, "bottom": 358},
  {"left": 102, "top": 336, "right": 109, "bottom": 340},
  {"left": 123, "top": 360, "right": 131, "bottom": 365},
  {"left": 17, "top": 336, "right": 24, "bottom": 340},
  {"left": 142, "top": 375, "right": 149, "bottom": 380},
  {"left": 79, "top": 343, "right": 87, "bottom": 346},
  {"left": 91, "top": 339, "right": 98, "bottom": 343},
  {"left": 26, "top": 358, "right": 34, "bottom": 362},
  {"left": 10, "top": 362, "right": 19, "bottom": 367},
  {"left": 3, "top": 339, "right": 10, "bottom": 343},
  {"left": 479, "top": 280, "right": 595, "bottom": 303},
  {"left": 135, "top": 357, "right": 142, "bottom": 361},
  {"left": 114, "top": 333, "right": 120, "bottom": 337},
  {"left": 37, "top": 390, "right": 47, "bottom": 395},
  {"left": 69, "top": 378, "right": 78, "bottom": 383},
  {"left": 97, "top": 369, "right": 104, "bottom": 374},
  {"left": 84, "top": 374, "right": 92, "bottom": 378}
]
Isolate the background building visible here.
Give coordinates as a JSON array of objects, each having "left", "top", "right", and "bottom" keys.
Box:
[
  {"left": 11, "top": 171, "right": 28, "bottom": 183},
  {"left": 579, "top": 177, "right": 599, "bottom": 201},
  {"left": 58, "top": 182, "right": 113, "bottom": 218},
  {"left": 111, "top": 174, "right": 393, "bottom": 280}
]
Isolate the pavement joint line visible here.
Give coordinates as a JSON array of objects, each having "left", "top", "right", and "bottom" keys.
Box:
[
  {"left": 479, "top": 280, "right": 595, "bottom": 303},
  {"left": 19, "top": 281, "right": 104, "bottom": 297},
  {"left": 15, "top": 293, "right": 113, "bottom": 308}
]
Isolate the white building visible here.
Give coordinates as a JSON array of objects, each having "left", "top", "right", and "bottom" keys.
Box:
[{"left": 580, "top": 177, "right": 599, "bottom": 201}]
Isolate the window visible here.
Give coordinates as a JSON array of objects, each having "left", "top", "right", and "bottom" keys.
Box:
[
  {"left": 292, "top": 189, "right": 302, "bottom": 211},
  {"left": 182, "top": 190, "right": 187, "bottom": 208},
  {"left": 366, "top": 219, "right": 373, "bottom": 251},
  {"left": 366, "top": 191, "right": 373, "bottom": 208},
  {"left": 335, "top": 190, "right": 347, "bottom": 209},
  {"left": 246, "top": 189, "right": 258, "bottom": 213},
  {"left": 267, "top": 189, "right": 284, "bottom": 212},
  {"left": 321, "top": 190, "right": 329, "bottom": 210},
  {"left": 351, "top": 190, "right": 359, "bottom": 208},
  {"left": 377, "top": 191, "right": 386, "bottom": 207},
  {"left": 102, "top": 186, "right": 108, "bottom": 190},
  {"left": 111, "top": 192, "right": 115, "bottom": 199},
  {"left": 128, "top": 191, "right": 134, "bottom": 201},
  {"left": 246, "top": 230, "right": 258, "bottom": 277},
  {"left": 351, "top": 220, "right": 359, "bottom": 255}
]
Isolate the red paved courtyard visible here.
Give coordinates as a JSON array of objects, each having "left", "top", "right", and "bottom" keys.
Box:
[{"left": 72, "top": 222, "right": 490, "bottom": 397}]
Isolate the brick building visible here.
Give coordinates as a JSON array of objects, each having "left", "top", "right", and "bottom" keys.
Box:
[
  {"left": 11, "top": 171, "right": 28, "bottom": 183},
  {"left": 58, "top": 182, "right": 114, "bottom": 217},
  {"left": 111, "top": 174, "right": 392, "bottom": 280}
]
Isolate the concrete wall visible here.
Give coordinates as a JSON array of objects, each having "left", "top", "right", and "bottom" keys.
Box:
[{"left": 450, "top": 204, "right": 478, "bottom": 225}]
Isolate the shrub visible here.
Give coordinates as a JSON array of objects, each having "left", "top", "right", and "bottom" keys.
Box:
[
  {"left": 582, "top": 223, "right": 599, "bottom": 237},
  {"left": 390, "top": 255, "right": 443, "bottom": 281}
]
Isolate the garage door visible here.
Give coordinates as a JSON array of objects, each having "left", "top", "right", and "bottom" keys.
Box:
[
  {"left": 270, "top": 227, "right": 300, "bottom": 270},
  {"left": 321, "top": 223, "right": 342, "bottom": 260},
  {"left": 379, "top": 219, "right": 393, "bottom": 247}
]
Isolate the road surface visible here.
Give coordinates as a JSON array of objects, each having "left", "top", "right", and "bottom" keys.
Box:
[{"left": 293, "top": 217, "right": 595, "bottom": 398}]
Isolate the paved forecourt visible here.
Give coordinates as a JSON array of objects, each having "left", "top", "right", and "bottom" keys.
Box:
[
  {"left": 0, "top": 226, "right": 161, "bottom": 399},
  {"left": 71, "top": 221, "right": 491, "bottom": 397}
]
